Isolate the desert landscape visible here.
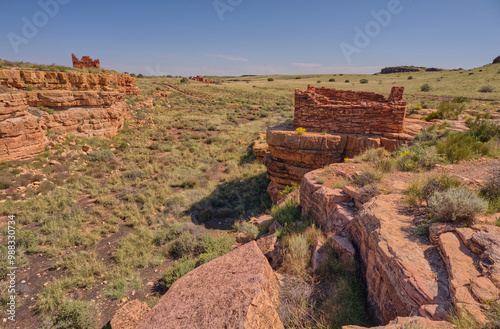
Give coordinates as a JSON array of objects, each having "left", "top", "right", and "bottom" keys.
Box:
[{"left": 1, "top": 1, "right": 500, "bottom": 329}]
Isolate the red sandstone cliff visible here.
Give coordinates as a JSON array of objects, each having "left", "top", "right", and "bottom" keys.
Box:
[{"left": 0, "top": 69, "right": 139, "bottom": 162}]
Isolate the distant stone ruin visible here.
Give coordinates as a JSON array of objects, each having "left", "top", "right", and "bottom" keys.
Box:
[
  {"left": 72, "top": 53, "right": 100, "bottom": 69},
  {"left": 293, "top": 85, "right": 406, "bottom": 135},
  {"left": 192, "top": 75, "right": 213, "bottom": 84}
]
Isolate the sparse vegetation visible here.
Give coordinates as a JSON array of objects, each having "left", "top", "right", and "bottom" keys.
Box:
[{"left": 428, "top": 187, "right": 488, "bottom": 223}]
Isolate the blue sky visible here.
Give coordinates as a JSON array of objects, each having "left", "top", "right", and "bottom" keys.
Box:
[{"left": 0, "top": 0, "right": 499, "bottom": 76}]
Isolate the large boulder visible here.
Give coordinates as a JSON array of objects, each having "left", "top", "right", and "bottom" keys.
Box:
[{"left": 136, "top": 241, "right": 284, "bottom": 329}]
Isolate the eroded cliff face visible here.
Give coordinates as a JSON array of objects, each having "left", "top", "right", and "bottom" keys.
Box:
[
  {"left": 0, "top": 69, "right": 139, "bottom": 95},
  {"left": 0, "top": 69, "right": 136, "bottom": 161}
]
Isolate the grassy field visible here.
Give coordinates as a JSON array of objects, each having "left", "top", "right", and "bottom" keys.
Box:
[{"left": 0, "top": 61, "right": 499, "bottom": 328}]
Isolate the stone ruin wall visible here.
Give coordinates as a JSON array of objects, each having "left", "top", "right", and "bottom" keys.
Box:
[
  {"left": 293, "top": 85, "right": 406, "bottom": 135},
  {"left": 72, "top": 53, "right": 100, "bottom": 69},
  {"left": 192, "top": 75, "right": 213, "bottom": 84}
]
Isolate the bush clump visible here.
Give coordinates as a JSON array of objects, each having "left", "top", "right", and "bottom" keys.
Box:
[
  {"left": 359, "top": 79, "right": 368, "bottom": 84},
  {"left": 479, "top": 85, "right": 495, "bottom": 93},
  {"left": 397, "top": 145, "right": 442, "bottom": 172},
  {"left": 428, "top": 187, "right": 488, "bottom": 223},
  {"left": 46, "top": 300, "right": 97, "bottom": 329},
  {"left": 234, "top": 221, "right": 259, "bottom": 240},
  {"left": 424, "top": 101, "right": 464, "bottom": 121},
  {"left": 420, "top": 83, "right": 432, "bottom": 92},
  {"left": 268, "top": 78, "right": 274, "bottom": 82}
]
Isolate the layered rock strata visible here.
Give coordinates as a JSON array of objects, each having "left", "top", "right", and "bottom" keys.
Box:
[
  {"left": 0, "top": 69, "right": 139, "bottom": 95},
  {"left": 260, "top": 121, "right": 421, "bottom": 201},
  {"left": 136, "top": 241, "right": 284, "bottom": 329},
  {"left": 0, "top": 69, "right": 139, "bottom": 161}
]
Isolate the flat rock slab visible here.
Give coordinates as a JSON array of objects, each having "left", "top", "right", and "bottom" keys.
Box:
[
  {"left": 136, "top": 241, "right": 284, "bottom": 329},
  {"left": 342, "top": 316, "right": 456, "bottom": 328}
]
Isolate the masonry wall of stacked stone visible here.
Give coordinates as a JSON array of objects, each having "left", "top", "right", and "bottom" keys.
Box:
[
  {"left": 257, "top": 85, "right": 420, "bottom": 202},
  {"left": 72, "top": 53, "right": 100, "bottom": 69},
  {"left": 192, "top": 75, "right": 213, "bottom": 83},
  {"left": 293, "top": 85, "right": 406, "bottom": 135}
]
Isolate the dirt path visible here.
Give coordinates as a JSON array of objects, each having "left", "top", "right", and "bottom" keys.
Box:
[{"left": 163, "top": 84, "right": 202, "bottom": 100}]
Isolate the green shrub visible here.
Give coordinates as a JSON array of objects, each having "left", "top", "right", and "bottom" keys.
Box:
[
  {"left": 87, "top": 149, "right": 114, "bottom": 162},
  {"left": 180, "top": 77, "right": 189, "bottom": 84},
  {"left": 466, "top": 116, "right": 500, "bottom": 142},
  {"left": 397, "top": 145, "right": 443, "bottom": 171},
  {"left": 317, "top": 80, "right": 321, "bottom": 84},
  {"left": 345, "top": 80, "right": 350, "bottom": 83},
  {"left": 436, "top": 133, "right": 489, "bottom": 163},
  {"left": 428, "top": 187, "right": 488, "bottom": 223},
  {"left": 421, "top": 174, "right": 462, "bottom": 203},
  {"left": 353, "top": 167, "right": 383, "bottom": 186},
  {"left": 420, "top": 83, "right": 432, "bottom": 92},
  {"left": 315, "top": 177, "right": 326, "bottom": 184},
  {"left": 408, "top": 76, "right": 413, "bottom": 80},
  {"left": 359, "top": 79, "right": 368, "bottom": 84},
  {"left": 479, "top": 85, "right": 495, "bottom": 93},
  {"left": 279, "top": 183, "right": 300, "bottom": 198},
  {"left": 236, "top": 222, "right": 259, "bottom": 240},
  {"left": 329, "top": 78, "right": 335, "bottom": 82},
  {"left": 424, "top": 102, "right": 464, "bottom": 121},
  {"left": 49, "top": 300, "right": 97, "bottom": 329},
  {"left": 268, "top": 78, "right": 274, "bottom": 82},
  {"left": 161, "top": 257, "right": 197, "bottom": 289},
  {"left": 270, "top": 198, "right": 301, "bottom": 227},
  {"left": 169, "top": 231, "right": 199, "bottom": 259},
  {"left": 415, "top": 225, "right": 430, "bottom": 236},
  {"left": 452, "top": 97, "right": 468, "bottom": 103},
  {"left": 480, "top": 169, "right": 500, "bottom": 214},
  {"left": 283, "top": 234, "right": 309, "bottom": 276}
]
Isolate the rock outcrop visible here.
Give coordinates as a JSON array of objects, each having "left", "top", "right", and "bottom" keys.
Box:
[
  {"left": 72, "top": 53, "right": 100, "bottom": 69},
  {"left": 257, "top": 86, "right": 433, "bottom": 202},
  {"left": 380, "top": 67, "right": 421, "bottom": 74},
  {"left": 300, "top": 164, "right": 500, "bottom": 326},
  {"left": 0, "top": 69, "right": 139, "bottom": 95},
  {"left": 0, "top": 69, "right": 139, "bottom": 161},
  {"left": 136, "top": 241, "right": 284, "bottom": 329},
  {"left": 493, "top": 56, "right": 500, "bottom": 64},
  {"left": 343, "top": 316, "right": 456, "bottom": 329},
  {"left": 260, "top": 120, "right": 423, "bottom": 201}
]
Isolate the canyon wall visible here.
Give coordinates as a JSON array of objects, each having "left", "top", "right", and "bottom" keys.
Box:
[
  {"left": 293, "top": 85, "right": 406, "bottom": 135},
  {"left": 0, "top": 69, "right": 137, "bottom": 161}
]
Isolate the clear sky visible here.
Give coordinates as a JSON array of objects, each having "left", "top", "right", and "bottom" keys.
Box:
[{"left": 0, "top": 0, "right": 499, "bottom": 76}]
